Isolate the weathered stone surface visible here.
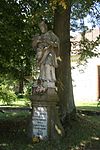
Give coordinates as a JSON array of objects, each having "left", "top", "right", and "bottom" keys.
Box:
[
  {"left": 30, "top": 21, "right": 64, "bottom": 141},
  {"left": 30, "top": 88, "right": 58, "bottom": 104},
  {"left": 30, "top": 88, "right": 64, "bottom": 141},
  {"left": 32, "top": 21, "right": 60, "bottom": 89}
]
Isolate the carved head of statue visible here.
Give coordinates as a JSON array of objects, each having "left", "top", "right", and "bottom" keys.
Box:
[{"left": 39, "top": 21, "right": 48, "bottom": 33}]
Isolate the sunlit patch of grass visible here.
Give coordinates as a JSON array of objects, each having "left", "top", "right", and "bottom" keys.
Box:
[
  {"left": 0, "top": 97, "right": 31, "bottom": 107},
  {"left": 76, "top": 101, "right": 100, "bottom": 112},
  {"left": 76, "top": 101, "right": 98, "bottom": 107}
]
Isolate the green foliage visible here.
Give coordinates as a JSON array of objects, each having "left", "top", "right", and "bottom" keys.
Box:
[
  {"left": 71, "top": 1, "right": 100, "bottom": 32},
  {"left": 79, "top": 34, "right": 100, "bottom": 61},
  {"left": 0, "top": 0, "right": 99, "bottom": 78},
  {"left": 0, "top": 0, "right": 35, "bottom": 78},
  {"left": 0, "top": 75, "right": 17, "bottom": 105},
  {"left": 71, "top": 1, "right": 100, "bottom": 63},
  {"left": 24, "top": 82, "right": 33, "bottom": 96},
  {"left": 0, "top": 85, "right": 17, "bottom": 105}
]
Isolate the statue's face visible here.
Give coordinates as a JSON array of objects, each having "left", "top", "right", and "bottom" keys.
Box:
[
  {"left": 40, "top": 26, "right": 46, "bottom": 33},
  {"left": 39, "top": 21, "right": 47, "bottom": 33}
]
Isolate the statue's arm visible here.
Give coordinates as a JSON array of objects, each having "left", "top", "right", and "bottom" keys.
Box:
[
  {"left": 32, "top": 35, "right": 41, "bottom": 48},
  {"left": 38, "top": 48, "right": 50, "bottom": 65}
]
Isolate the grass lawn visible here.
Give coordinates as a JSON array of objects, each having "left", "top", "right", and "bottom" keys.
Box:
[
  {"left": 0, "top": 97, "right": 31, "bottom": 107},
  {"left": 76, "top": 101, "right": 100, "bottom": 112},
  {"left": 0, "top": 110, "right": 100, "bottom": 150}
]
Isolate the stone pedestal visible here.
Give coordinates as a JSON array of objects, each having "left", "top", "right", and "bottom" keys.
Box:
[{"left": 30, "top": 88, "right": 64, "bottom": 141}]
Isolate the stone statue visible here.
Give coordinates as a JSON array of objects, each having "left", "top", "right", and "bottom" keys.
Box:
[
  {"left": 32, "top": 21, "right": 60, "bottom": 91},
  {"left": 31, "top": 22, "right": 64, "bottom": 141}
]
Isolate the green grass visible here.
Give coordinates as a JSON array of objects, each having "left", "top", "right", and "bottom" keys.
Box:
[
  {"left": 0, "top": 97, "right": 31, "bottom": 107},
  {"left": 0, "top": 111, "right": 100, "bottom": 150},
  {"left": 0, "top": 101, "right": 100, "bottom": 150},
  {"left": 76, "top": 101, "right": 100, "bottom": 112},
  {"left": 76, "top": 101, "right": 98, "bottom": 107},
  {"left": 0, "top": 111, "right": 30, "bottom": 121}
]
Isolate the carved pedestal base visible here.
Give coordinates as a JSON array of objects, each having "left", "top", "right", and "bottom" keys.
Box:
[{"left": 30, "top": 88, "right": 64, "bottom": 141}]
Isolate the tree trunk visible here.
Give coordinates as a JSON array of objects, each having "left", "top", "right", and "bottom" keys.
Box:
[
  {"left": 54, "top": 1, "right": 76, "bottom": 123},
  {"left": 19, "top": 71, "right": 24, "bottom": 93}
]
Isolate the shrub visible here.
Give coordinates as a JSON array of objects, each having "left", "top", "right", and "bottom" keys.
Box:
[{"left": 0, "top": 83, "right": 17, "bottom": 105}]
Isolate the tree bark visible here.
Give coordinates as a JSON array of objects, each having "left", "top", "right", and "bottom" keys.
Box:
[
  {"left": 18, "top": 71, "right": 24, "bottom": 93},
  {"left": 54, "top": 1, "right": 76, "bottom": 123}
]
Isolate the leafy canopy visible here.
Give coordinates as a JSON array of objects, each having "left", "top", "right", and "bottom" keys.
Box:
[{"left": 0, "top": 0, "right": 100, "bottom": 77}]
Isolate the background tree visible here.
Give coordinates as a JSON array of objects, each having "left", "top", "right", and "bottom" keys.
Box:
[
  {"left": 49, "top": 0, "right": 100, "bottom": 123},
  {"left": 0, "top": 0, "right": 35, "bottom": 93},
  {"left": 53, "top": 1, "right": 76, "bottom": 123}
]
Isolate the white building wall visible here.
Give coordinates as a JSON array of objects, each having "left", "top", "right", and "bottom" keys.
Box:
[{"left": 71, "top": 57, "right": 100, "bottom": 103}]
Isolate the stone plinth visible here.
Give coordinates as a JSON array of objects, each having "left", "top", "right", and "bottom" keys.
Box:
[{"left": 30, "top": 88, "right": 64, "bottom": 141}]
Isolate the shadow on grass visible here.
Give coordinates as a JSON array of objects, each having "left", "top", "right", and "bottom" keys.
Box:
[
  {"left": 0, "top": 112, "right": 100, "bottom": 150},
  {"left": 77, "top": 105, "right": 100, "bottom": 112}
]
